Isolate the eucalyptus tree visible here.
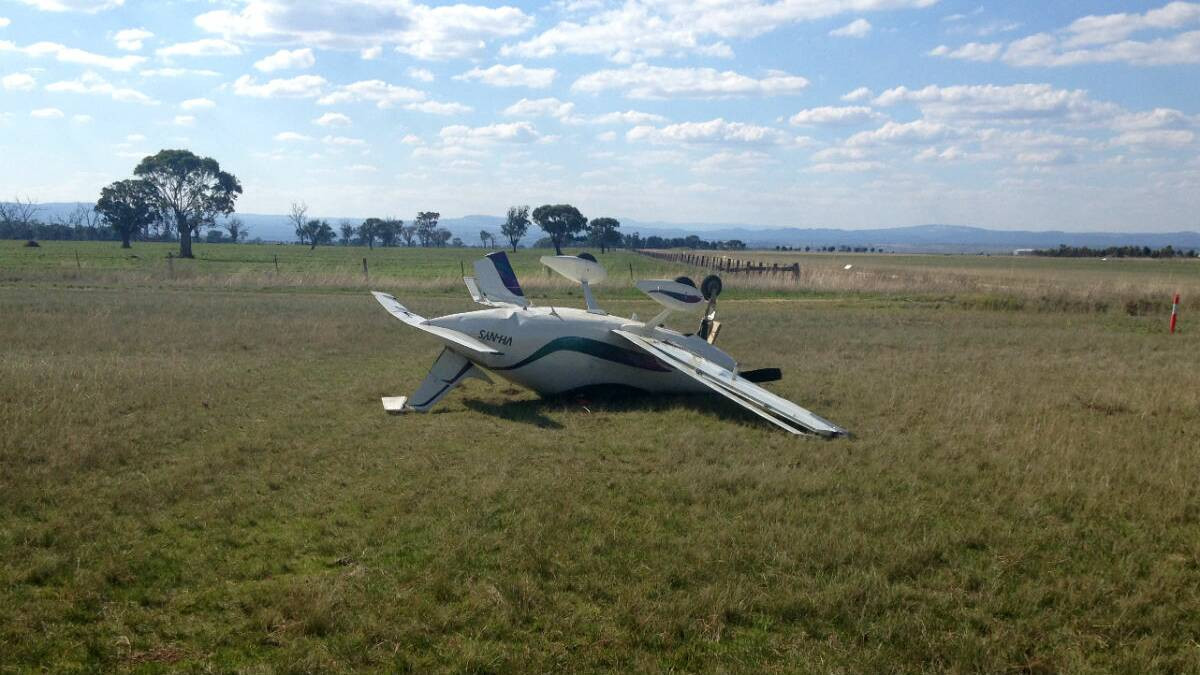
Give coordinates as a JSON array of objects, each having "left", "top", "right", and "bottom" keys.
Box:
[
  {"left": 587, "top": 217, "right": 621, "bottom": 253},
  {"left": 501, "top": 205, "right": 530, "bottom": 253},
  {"left": 95, "top": 179, "right": 156, "bottom": 249},
  {"left": 134, "top": 150, "right": 241, "bottom": 258},
  {"left": 532, "top": 203, "right": 586, "bottom": 255}
]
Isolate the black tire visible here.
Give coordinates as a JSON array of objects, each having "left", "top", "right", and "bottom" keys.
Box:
[
  {"left": 674, "top": 275, "right": 696, "bottom": 288},
  {"left": 701, "top": 274, "right": 722, "bottom": 300},
  {"left": 577, "top": 252, "right": 597, "bottom": 262}
]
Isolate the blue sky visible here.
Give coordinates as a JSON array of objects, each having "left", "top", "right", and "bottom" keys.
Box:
[{"left": 1, "top": 0, "right": 1198, "bottom": 231}]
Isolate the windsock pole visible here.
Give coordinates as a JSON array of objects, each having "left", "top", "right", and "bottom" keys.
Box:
[{"left": 1170, "top": 293, "right": 1180, "bottom": 334}]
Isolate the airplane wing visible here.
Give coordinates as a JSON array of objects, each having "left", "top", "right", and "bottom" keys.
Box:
[
  {"left": 612, "top": 329, "right": 847, "bottom": 437},
  {"left": 371, "top": 291, "right": 501, "bottom": 355}
]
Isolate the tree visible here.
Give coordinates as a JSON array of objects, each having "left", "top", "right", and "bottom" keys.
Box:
[
  {"left": 358, "top": 219, "right": 379, "bottom": 250},
  {"left": 289, "top": 202, "right": 309, "bottom": 245},
  {"left": 379, "top": 218, "right": 402, "bottom": 247},
  {"left": 532, "top": 204, "right": 586, "bottom": 255},
  {"left": 55, "top": 203, "right": 103, "bottom": 240},
  {"left": 452, "top": 236, "right": 464, "bottom": 247},
  {"left": 587, "top": 217, "right": 621, "bottom": 253},
  {"left": 301, "top": 219, "right": 335, "bottom": 249},
  {"left": 501, "top": 205, "right": 529, "bottom": 253},
  {"left": 339, "top": 220, "right": 355, "bottom": 246},
  {"left": 95, "top": 179, "right": 156, "bottom": 249},
  {"left": 399, "top": 224, "right": 417, "bottom": 247},
  {"left": 414, "top": 211, "right": 440, "bottom": 247},
  {"left": 224, "top": 216, "right": 248, "bottom": 243},
  {"left": 134, "top": 150, "right": 241, "bottom": 258},
  {"left": 434, "top": 228, "right": 452, "bottom": 247},
  {"left": 1, "top": 195, "right": 41, "bottom": 240},
  {"left": 479, "top": 229, "right": 492, "bottom": 248}
]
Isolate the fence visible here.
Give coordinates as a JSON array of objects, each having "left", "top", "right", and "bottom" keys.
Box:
[{"left": 637, "top": 249, "right": 800, "bottom": 279}]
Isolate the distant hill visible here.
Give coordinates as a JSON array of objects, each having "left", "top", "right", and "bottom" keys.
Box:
[{"left": 14, "top": 202, "right": 1200, "bottom": 253}]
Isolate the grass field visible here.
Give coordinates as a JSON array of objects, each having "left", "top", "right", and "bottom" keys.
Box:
[{"left": 2, "top": 241, "right": 1198, "bottom": 672}]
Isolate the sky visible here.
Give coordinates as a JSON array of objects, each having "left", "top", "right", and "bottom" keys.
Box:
[{"left": 1, "top": 0, "right": 1198, "bottom": 232}]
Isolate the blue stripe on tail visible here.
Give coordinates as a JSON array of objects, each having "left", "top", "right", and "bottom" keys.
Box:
[{"left": 486, "top": 251, "right": 524, "bottom": 298}]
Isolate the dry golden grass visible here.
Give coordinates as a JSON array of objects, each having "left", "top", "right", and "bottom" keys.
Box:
[{"left": 671, "top": 250, "right": 1200, "bottom": 314}]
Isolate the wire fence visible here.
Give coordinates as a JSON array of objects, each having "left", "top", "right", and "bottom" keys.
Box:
[{"left": 636, "top": 249, "right": 801, "bottom": 279}]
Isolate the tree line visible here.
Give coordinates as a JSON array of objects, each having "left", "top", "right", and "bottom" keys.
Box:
[
  {"left": 1033, "top": 244, "right": 1198, "bottom": 258},
  {"left": 618, "top": 233, "right": 746, "bottom": 250},
  {"left": 0, "top": 149, "right": 245, "bottom": 258},
  {"left": 281, "top": 203, "right": 627, "bottom": 256},
  {"left": 2, "top": 148, "right": 715, "bottom": 257}
]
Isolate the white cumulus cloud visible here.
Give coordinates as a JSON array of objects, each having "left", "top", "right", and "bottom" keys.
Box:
[
  {"left": 627, "top": 118, "right": 791, "bottom": 145},
  {"left": 502, "top": 97, "right": 575, "bottom": 119},
  {"left": 30, "top": 107, "right": 64, "bottom": 119},
  {"left": 572, "top": 64, "right": 808, "bottom": 99},
  {"left": 408, "top": 67, "right": 435, "bottom": 82},
  {"left": 313, "top": 112, "right": 352, "bottom": 127},
  {"left": 789, "top": 106, "right": 880, "bottom": 126},
  {"left": 113, "top": 28, "right": 152, "bottom": 51},
  {"left": 440, "top": 122, "right": 542, "bottom": 144},
  {"left": 405, "top": 100, "right": 472, "bottom": 115},
  {"left": 16, "top": 0, "right": 122, "bottom": 12},
  {"left": 233, "top": 74, "right": 327, "bottom": 99},
  {"left": 503, "top": 0, "right": 933, "bottom": 61},
  {"left": 845, "top": 120, "right": 958, "bottom": 146},
  {"left": 830, "top": 18, "right": 872, "bottom": 38},
  {"left": 179, "top": 97, "right": 215, "bottom": 111},
  {"left": 2, "top": 73, "right": 36, "bottom": 90},
  {"left": 141, "top": 67, "right": 219, "bottom": 78},
  {"left": 316, "top": 79, "right": 424, "bottom": 107},
  {"left": 45, "top": 71, "right": 157, "bottom": 104},
  {"left": 872, "top": 83, "right": 1120, "bottom": 123},
  {"left": 195, "top": 0, "right": 533, "bottom": 61},
  {"left": 254, "top": 47, "right": 315, "bottom": 72},
  {"left": 455, "top": 64, "right": 556, "bottom": 88},
  {"left": 156, "top": 39, "right": 241, "bottom": 58},
  {"left": 929, "top": 42, "right": 1003, "bottom": 62},
  {"left": 0, "top": 40, "right": 145, "bottom": 70}
]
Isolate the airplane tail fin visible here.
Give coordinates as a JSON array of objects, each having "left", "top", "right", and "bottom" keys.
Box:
[{"left": 471, "top": 251, "right": 528, "bottom": 308}]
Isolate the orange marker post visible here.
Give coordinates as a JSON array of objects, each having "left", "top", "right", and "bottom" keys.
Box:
[{"left": 1170, "top": 293, "right": 1180, "bottom": 334}]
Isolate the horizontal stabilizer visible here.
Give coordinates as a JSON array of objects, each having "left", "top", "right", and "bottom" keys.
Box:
[
  {"left": 404, "top": 348, "right": 490, "bottom": 412},
  {"left": 741, "top": 368, "right": 781, "bottom": 383},
  {"left": 541, "top": 255, "right": 607, "bottom": 284},
  {"left": 612, "top": 329, "right": 846, "bottom": 437},
  {"left": 636, "top": 280, "right": 706, "bottom": 313},
  {"left": 371, "top": 291, "right": 501, "bottom": 355}
]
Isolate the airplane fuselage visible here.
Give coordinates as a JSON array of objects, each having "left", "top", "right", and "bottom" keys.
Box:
[{"left": 424, "top": 305, "right": 735, "bottom": 395}]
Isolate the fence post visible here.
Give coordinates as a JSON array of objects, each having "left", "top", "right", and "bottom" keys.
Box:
[
  {"left": 792, "top": 262, "right": 800, "bottom": 279},
  {"left": 362, "top": 257, "right": 369, "bottom": 281},
  {"left": 75, "top": 250, "right": 81, "bottom": 269},
  {"left": 274, "top": 254, "right": 279, "bottom": 273}
]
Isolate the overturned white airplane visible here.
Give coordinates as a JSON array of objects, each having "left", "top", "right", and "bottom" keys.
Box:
[{"left": 371, "top": 252, "right": 847, "bottom": 437}]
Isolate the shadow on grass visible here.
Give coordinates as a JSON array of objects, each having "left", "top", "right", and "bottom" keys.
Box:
[
  {"left": 462, "top": 398, "right": 565, "bottom": 430},
  {"left": 463, "top": 384, "right": 767, "bottom": 430}
]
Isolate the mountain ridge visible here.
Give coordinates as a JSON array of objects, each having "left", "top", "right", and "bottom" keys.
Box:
[{"left": 12, "top": 202, "right": 1200, "bottom": 253}]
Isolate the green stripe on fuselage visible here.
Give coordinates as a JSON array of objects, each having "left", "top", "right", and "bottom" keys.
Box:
[{"left": 492, "top": 336, "right": 669, "bottom": 372}]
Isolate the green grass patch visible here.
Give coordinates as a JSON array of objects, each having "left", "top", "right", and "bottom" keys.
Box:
[{"left": 1, "top": 245, "right": 1199, "bottom": 671}]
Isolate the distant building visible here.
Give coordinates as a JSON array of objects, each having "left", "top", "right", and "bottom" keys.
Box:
[{"left": 1013, "top": 248, "right": 1035, "bottom": 256}]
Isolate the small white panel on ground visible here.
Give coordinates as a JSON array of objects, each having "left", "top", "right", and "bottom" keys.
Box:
[{"left": 381, "top": 396, "right": 408, "bottom": 414}]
